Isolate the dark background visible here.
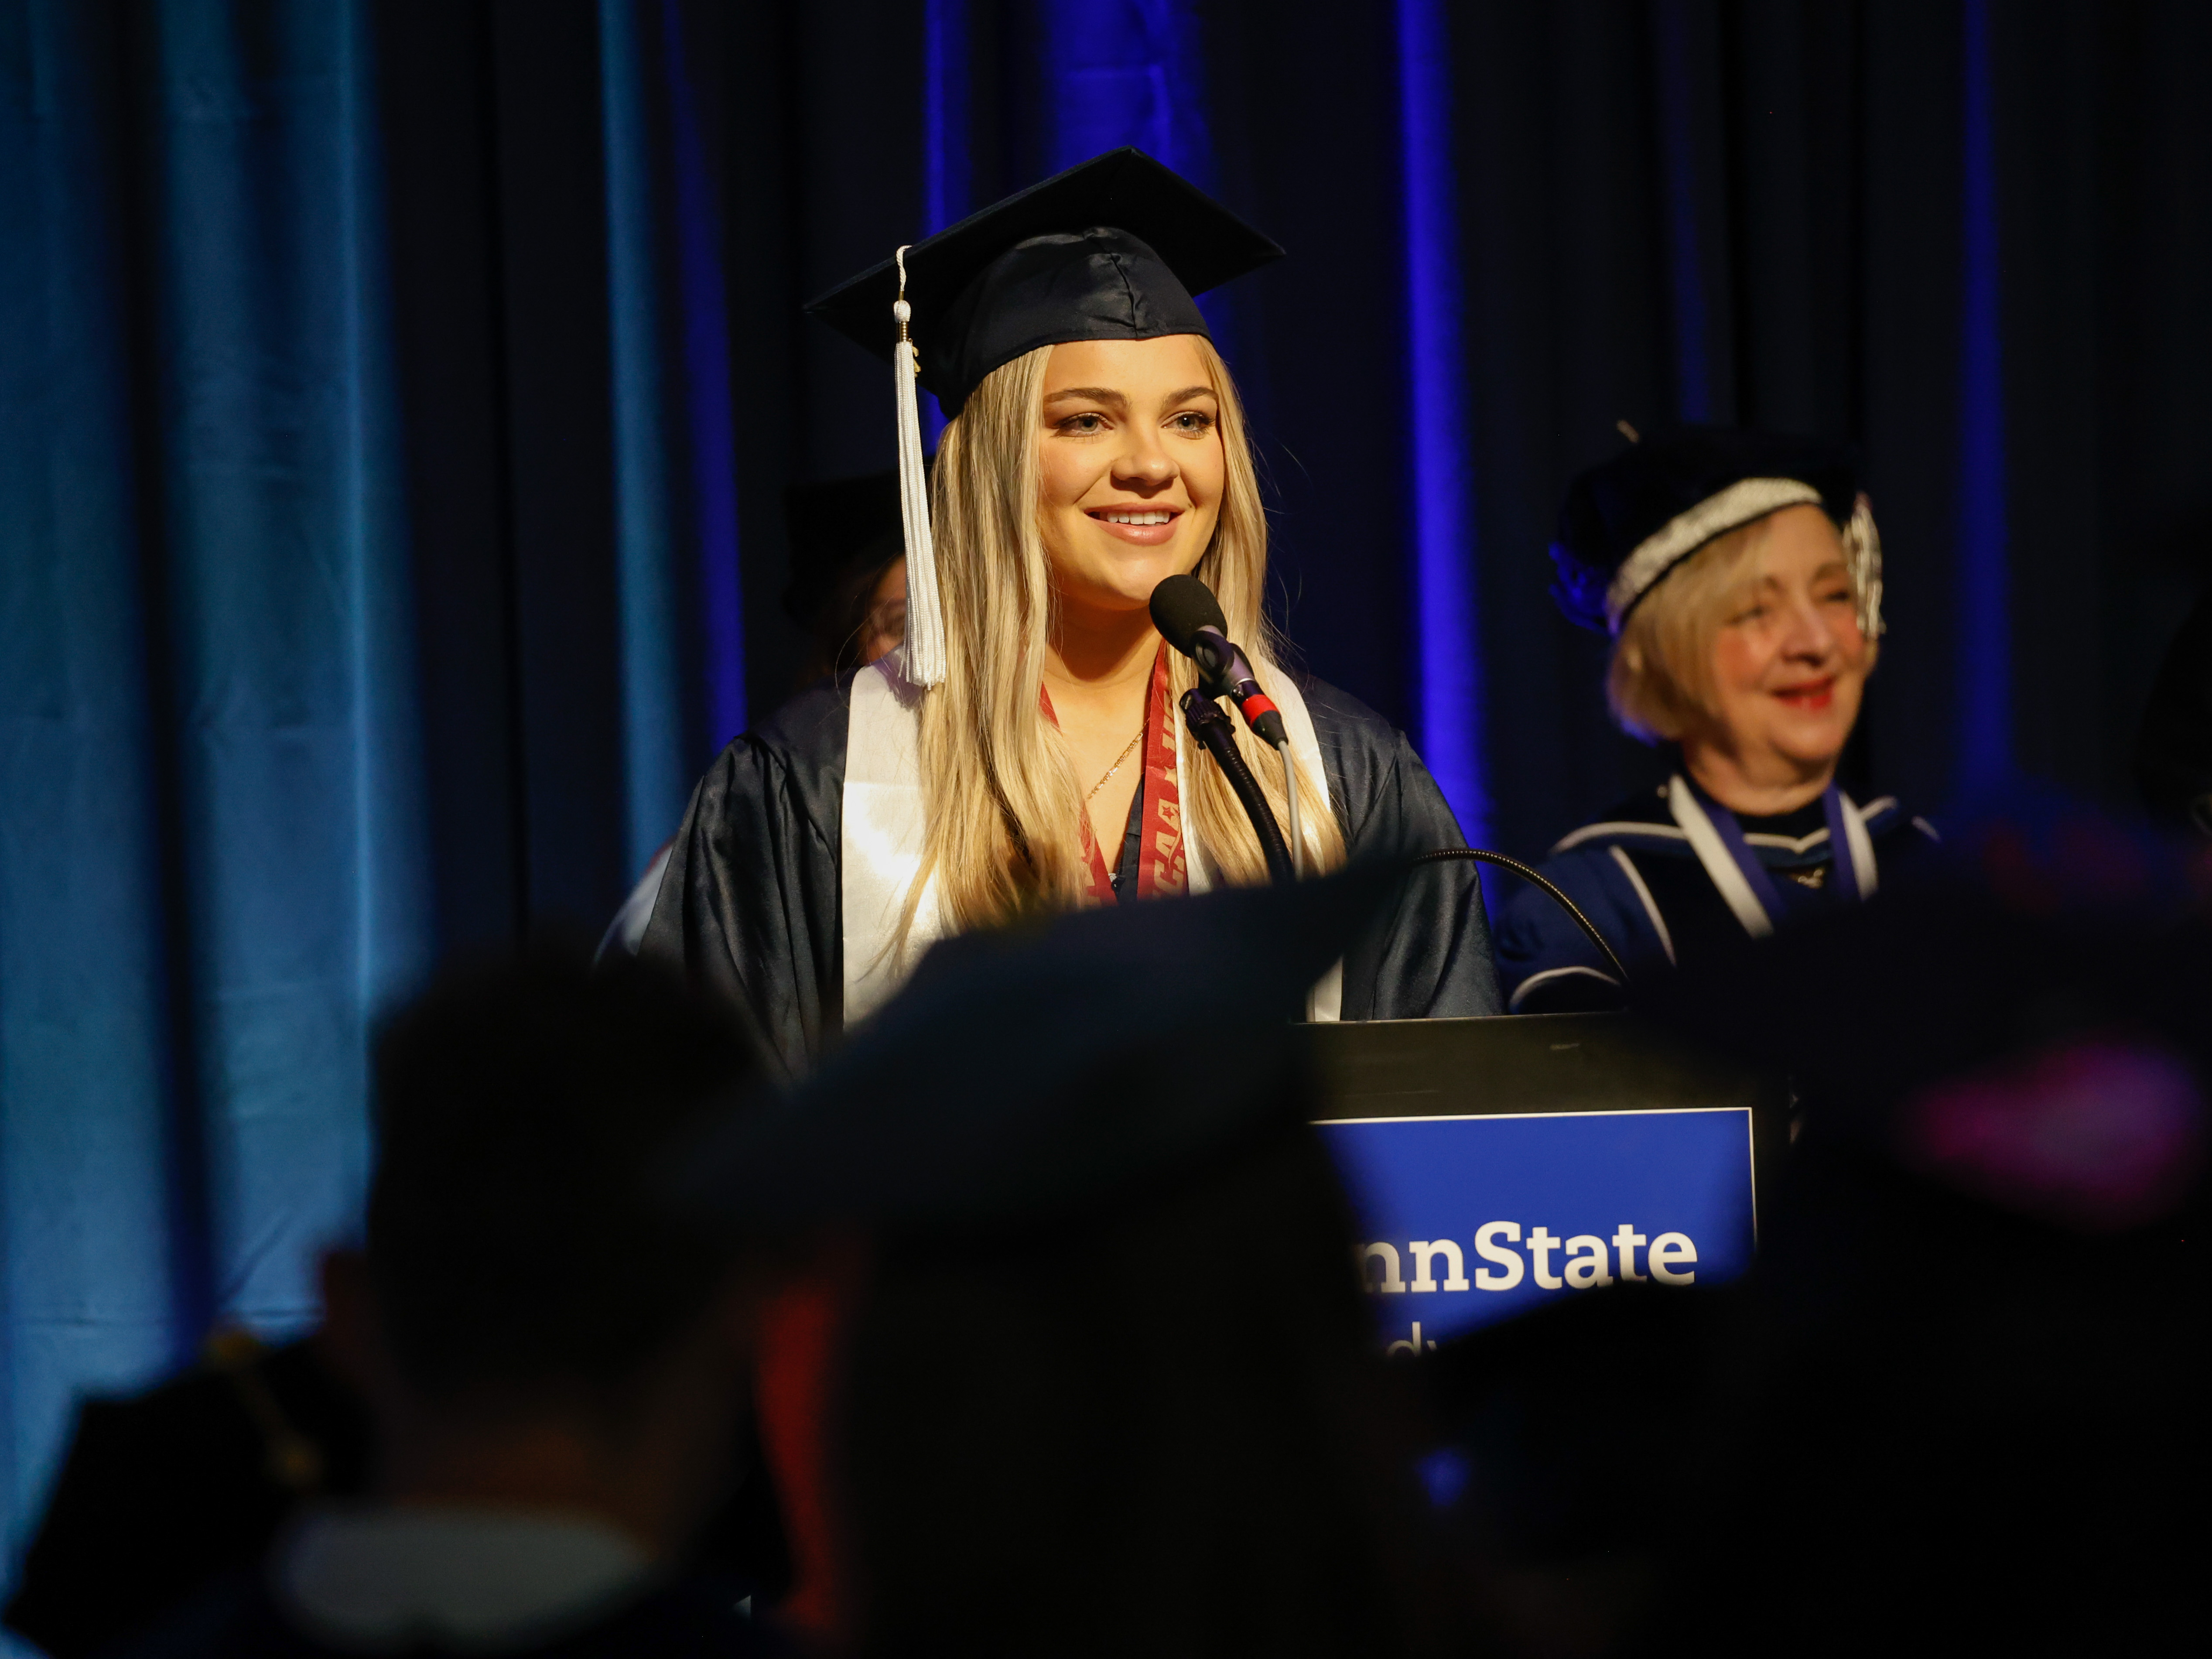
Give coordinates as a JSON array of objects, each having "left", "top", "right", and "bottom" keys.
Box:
[{"left": 3, "top": 0, "right": 2209, "bottom": 1577}]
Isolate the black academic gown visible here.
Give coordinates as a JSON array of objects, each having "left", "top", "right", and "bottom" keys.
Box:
[
  {"left": 641, "top": 673, "right": 1500, "bottom": 1074},
  {"left": 1493, "top": 778, "right": 1938, "bottom": 1013}
]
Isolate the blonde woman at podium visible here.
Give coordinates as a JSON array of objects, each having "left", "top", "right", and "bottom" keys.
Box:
[
  {"left": 641, "top": 151, "right": 1499, "bottom": 1073},
  {"left": 1494, "top": 428, "right": 1936, "bottom": 1014}
]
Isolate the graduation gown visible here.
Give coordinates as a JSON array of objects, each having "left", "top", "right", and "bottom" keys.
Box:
[
  {"left": 1494, "top": 776, "right": 1937, "bottom": 1014},
  {"left": 640, "top": 669, "right": 1500, "bottom": 1075}
]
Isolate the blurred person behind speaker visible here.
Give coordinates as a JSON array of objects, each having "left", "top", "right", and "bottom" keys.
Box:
[
  {"left": 598, "top": 474, "right": 910, "bottom": 963},
  {"left": 671, "top": 866, "right": 1464, "bottom": 1659},
  {"left": 110, "top": 950, "right": 781, "bottom": 1659},
  {"left": 1495, "top": 426, "right": 1935, "bottom": 1013},
  {"left": 782, "top": 471, "right": 909, "bottom": 691}
]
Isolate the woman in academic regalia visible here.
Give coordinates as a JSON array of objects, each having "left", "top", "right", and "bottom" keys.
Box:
[
  {"left": 1494, "top": 427, "right": 1936, "bottom": 1014},
  {"left": 643, "top": 150, "right": 1498, "bottom": 1072}
]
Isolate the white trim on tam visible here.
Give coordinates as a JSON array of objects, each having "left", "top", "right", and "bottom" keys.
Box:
[{"left": 1605, "top": 477, "right": 1823, "bottom": 631}]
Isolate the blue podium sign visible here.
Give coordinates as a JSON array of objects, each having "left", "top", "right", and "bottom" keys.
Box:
[{"left": 1317, "top": 1107, "right": 1759, "bottom": 1348}]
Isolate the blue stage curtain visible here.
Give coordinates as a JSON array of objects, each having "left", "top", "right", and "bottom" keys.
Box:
[
  {"left": 0, "top": 0, "right": 759, "bottom": 1585},
  {"left": 0, "top": 0, "right": 435, "bottom": 1571}
]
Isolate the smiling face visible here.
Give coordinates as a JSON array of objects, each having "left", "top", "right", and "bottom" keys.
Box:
[
  {"left": 1034, "top": 335, "right": 1226, "bottom": 619},
  {"left": 1692, "top": 504, "right": 1871, "bottom": 780}
]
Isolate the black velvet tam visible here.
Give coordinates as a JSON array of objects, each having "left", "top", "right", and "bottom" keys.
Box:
[
  {"left": 807, "top": 147, "right": 1282, "bottom": 417},
  {"left": 779, "top": 470, "right": 901, "bottom": 632},
  {"left": 1549, "top": 425, "right": 1860, "bottom": 632}
]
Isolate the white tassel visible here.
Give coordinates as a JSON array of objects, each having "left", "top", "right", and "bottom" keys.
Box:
[
  {"left": 1842, "top": 490, "right": 1885, "bottom": 640},
  {"left": 892, "top": 246, "right": 947, "bottom": 688}
]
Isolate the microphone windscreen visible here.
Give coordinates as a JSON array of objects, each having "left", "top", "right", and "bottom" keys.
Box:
[{"left": 1149, "top": 574, "right": 1226, "bottom": 657}]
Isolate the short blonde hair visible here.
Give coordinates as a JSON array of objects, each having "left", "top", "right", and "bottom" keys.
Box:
[{"left": 1606, "top": 509, "right": 1878, "bottom": 742}]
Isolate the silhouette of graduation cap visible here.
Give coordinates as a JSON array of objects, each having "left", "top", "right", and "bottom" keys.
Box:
[
  {"left": 1549, "top": 425, "right": 1881, "bottom": 638},
  {"left": 806, "top": 148, "right": 1282, "bottom": 689},
  {"left": 669, "top": 863, "right": 1400, "bottom": 1236}
]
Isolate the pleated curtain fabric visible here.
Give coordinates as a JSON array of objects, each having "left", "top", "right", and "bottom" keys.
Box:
[{"left": 0, "top": 0, "right": 431, "bottom": 1564}]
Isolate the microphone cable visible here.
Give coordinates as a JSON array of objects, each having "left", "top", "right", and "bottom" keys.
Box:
[{"left": 1412, "top": 847, "right": 1630, "bottom": 985}]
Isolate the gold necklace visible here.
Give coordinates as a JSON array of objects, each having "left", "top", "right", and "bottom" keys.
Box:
[{"left": 1086, "top": 724, "right": 1147, "bottom": 802}]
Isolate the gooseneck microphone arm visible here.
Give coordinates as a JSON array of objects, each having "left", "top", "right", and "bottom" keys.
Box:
[
  {"left": 1412, "top": 848, "right": 1631, "bottom": 985},
  {"left": 1190, "top": 623, "right": 1306, "bottom": 877},
  {"left": 1179, "top": 689, "right": 1296, "bottom": 887}
]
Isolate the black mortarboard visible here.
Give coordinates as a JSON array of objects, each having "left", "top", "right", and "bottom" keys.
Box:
[
  {"left": 801, "top": 149, "right": 1283, "bottom": 693},
  {"left": 1549, "top": 425, "right": 1880, "bottom": 637},
  {"left": 808, "top": 147, "right": 1282, "bottom": 419},
  {"left": 779, "top": 471, "right": 903, "bottom": 633},
  {"left": 670, "top": 863, "right": 1401, "bottom": 1236}
]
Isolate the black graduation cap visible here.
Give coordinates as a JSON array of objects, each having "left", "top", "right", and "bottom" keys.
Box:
[
  {"left": 668, "top": 862, "right": 1402, "bottom": 1236},
  {"left": 807, "top": 147, "right": 1283, "bottom": 420},
  {"left": 803, "top": 150, "right": 1280, "bottom": 692},
  {"left": 779, "top": 471, "right": 903, "bottom": 633},
  {"left": 1549, "top": 425, "right": 1874, "bottom": 636}
]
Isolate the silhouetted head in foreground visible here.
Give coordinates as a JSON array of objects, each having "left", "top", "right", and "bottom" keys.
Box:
[
  {"left": 114, "top": 951, "right": 781, "bottom": 1658},
  {"left": 678, "top": 867, "right": 1461, "bottom": 1658},
  {"left": 310, "top": 951, "right": 772, "bottom": 1644},
  {"left": 1425, "top": 796, "right": 2212, "bottom": 1659},
  {"left": 349, "top": 949, "right": 757, "bottom": 1415},
  {"left": 1639, "top": 794, "right": 2212, "bottom": 1656}
]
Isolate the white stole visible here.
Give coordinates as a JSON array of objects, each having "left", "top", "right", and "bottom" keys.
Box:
[{"left": 841, "top": 649, "right": 1341, "bottom": 1028}]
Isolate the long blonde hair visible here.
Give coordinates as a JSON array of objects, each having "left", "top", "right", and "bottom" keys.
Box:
[{"left": 905, "top": 335, "right": 1344, "bottom": 943}]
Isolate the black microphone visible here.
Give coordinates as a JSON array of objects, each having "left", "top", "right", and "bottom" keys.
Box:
[{"left": 1149, "top": 575, "right": 1289, "bottom": 748}]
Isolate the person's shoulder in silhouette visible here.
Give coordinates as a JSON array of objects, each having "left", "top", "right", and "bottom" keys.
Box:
[
  {"left": 108, "top": 948, "right": 781, "bottom": 1659},
  {"left": 3, "top": 1330, "right": 370, "bottom": 1659}
]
